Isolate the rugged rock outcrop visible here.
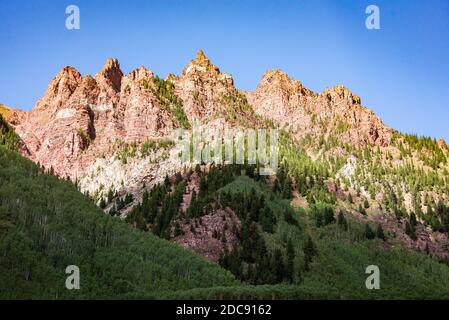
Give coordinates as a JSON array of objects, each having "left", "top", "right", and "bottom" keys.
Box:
[
  {"left": 173, "top": 50, "right": 235, "bottom": 121},
  {"left": 12, "top": 59, "right": 178, "bottom": 179},
  {"left": 174, "top": 207, "right": 241, "bottom": 262},
  {"left": 0, "top": 104, "right": 25, "bottom": 126},
  {"left": 4, "top": 50, "right": 449, "bottom": 264},
  {"left": 438, "top": 138, "right": 448, "bottom": 150},
  {"left": 246, "top": 70, "right": 392, "bottom": 147},
  {"left": 8, "top": 50, "right": 394, "bottom": 201}
]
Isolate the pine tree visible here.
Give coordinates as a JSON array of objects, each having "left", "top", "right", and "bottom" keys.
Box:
[
  {"left": 410, "top": 212, "right": 417, "bottom": 227},
  {"left": 286, "top": 239, "right": 295, "bottom": 282},
  {"left": 359, "top": 204, "right": 367, "bottom": 216},
  {"left": 282, "top": 176, "right": 293, "bottom": 199},
  {"left": 99, "top": 197, "right": 107, "bottom": 209},
  {"left": 376, "top": 224, "right": 386, "bottom": 240},
  {"left": 364, "top": 223, "right": 375, "bottom": 240},
  {"left": 337, "top": 211, "right": 348, "bottom": 231},
  {"left": 303, "top": 235, "right": 317, "bottom": 264},
  {"left": 364, "top": 198, "right": 370, "bottom": 209},
  {"left": 348, "top": 193, "right": 353, "bottom": 204},
  {"left": 405, "top": 221, "right": 417, "bottom": 240}
]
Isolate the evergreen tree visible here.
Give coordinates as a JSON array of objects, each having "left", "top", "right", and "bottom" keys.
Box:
[
  {"left": 99, "top": 197, "right": 107, "bottom": 209},
  {"left": 364, "top": 224, "right": 375, "bottom": 240},
  {"left": 364, "top": 198, "right": 370, "bottom": 209},
  {"left": 337, "top": 211, "right": 348, "bottom": 231},
  {"left": 348, "top": 193, "right": 353, "bottom": 204},
  {"left": 303, "top": 235, "right": 317, "bottom": 267},
  {"left": 376, "top": 224, "right": 386, "bottom": 240},
  {"left": 286, "top": 239, "right": 295, "bottom": 282}
]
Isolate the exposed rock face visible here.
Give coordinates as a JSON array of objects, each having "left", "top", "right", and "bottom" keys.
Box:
[
  {"left": 13, "top": 59, "right": 176, "bottom": 179},
  {"left": 438, "top": 138, "right": 448, "bottom": 150},
  {"left": 0, "top": 104, "right": 25, "bottom": 125},
  {"left": 120, "top": 66, "right": 176, "bottom": 141},
  {"left": 174, "top": 207, "right": 241, "bottom": 262},
  {"left": 173, "top": 50, "right": 235, "bottom": 121},
  {"left": 5, "top": 50, "right": 449, "bottom": 263},
  {"left": 9, "top": 50, "right": 394, "bottom": 199},
  {"left": 246, "top": 70, "right": 392, "bottom": 147}
]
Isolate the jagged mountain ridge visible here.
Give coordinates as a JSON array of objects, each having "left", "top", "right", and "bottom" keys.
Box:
[
  {"left": 2, "top": 50, "right": 449, "bottom": 277},
  {"left": 246, "top": 70, "right": 392, "bottom": 147},
  {"left": 8, "top": 50, "right": 392, "bottom": 179}
]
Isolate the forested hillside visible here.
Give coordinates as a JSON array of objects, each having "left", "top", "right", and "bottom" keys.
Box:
[
  {"left": 2, "top": 50, "right": 449, "bottom": 300},
  {"left": 120, "top": 160, "right": 449, "bottom": 299},
  {"left": 0, "top": 144, "right": 238, "bottom": 299}
]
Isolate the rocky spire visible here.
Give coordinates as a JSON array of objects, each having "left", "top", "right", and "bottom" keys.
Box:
[
  {"left": 35, "top": 66, "right": 83, "bottom": 110},
  {"left": 196, "top": 49, "right": 208, "bottom": 64},
  {"left": 438, "top": 138, "right": 448, "bottom": 150},
  {"left": 257, "top": 69, "right": 314, "bottom": 96},
  {"left": 126, "top": 66, "right": 154, "bottom": 81},
  {"left": 182, "top": 50, "right": 220, "bottom": 76},
  {"left": 95, "top": 58, "right": 123, "bottom": 92},
  {"left": 323, "top": 85, "right": 361, "bottom": 105}
]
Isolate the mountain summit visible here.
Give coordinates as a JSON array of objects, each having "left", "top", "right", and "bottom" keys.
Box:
[
  {"left": 7, "top": 51, "right": 392, "bottom": 178},
  {"left": 2, "top": 52, "right": 449, "bottom": 298}
]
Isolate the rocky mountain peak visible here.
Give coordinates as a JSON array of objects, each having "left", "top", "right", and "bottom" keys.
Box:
[
  {"left": 126, "top": 66, "right": 154, "bottom": 81},
  {"left": 47, "top": 66, "right": 82, "bottom": 96},
  {"left": 174, "top": 51, "right": 235, "bottom": 121},
  {"left": 182, "top": 50, "right": 221, "bottom": 77},
  {"left": 95, "top": 58, "right": 123, "bottom": 92},
  {"left": 9, "top": 54, "right": 397, "bottom": 181},
  {"left": 0, "top": 103, "right": 24, "bottom": 125},
  {"left": 34, "top": 66, "right": 83, "bottom": 111},
  {"left": 196, "top": 49, "right": 208, "bottom": 63},
  {"left": 247, "top": 70, "right": 391, "bottom": 147},
  {"left": 323, "top": 85, "right": 361, "bottom": 106},
  {"left": 69, "top": 74, "right": 100, "bottom": 104},
  {"left": 438, "top": 138, "right": 448, "bottom": 150},
  {"left": 258, "top": 69, "right": 314, "bottom": 96}
]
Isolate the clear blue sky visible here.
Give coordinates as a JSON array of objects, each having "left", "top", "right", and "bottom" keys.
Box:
[{"left": 1, "top": 0, "right": 448, "bottom": 140}]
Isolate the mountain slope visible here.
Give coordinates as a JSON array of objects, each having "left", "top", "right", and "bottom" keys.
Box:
[
  {"left": 2, "top": 51, "right": 449, "bottom": 299},
  {"left": 2, "top": 144, "right": 449, "bottom": 299},
  {"left": 0, "top": 145, "right": 238, "bottom": 299}
]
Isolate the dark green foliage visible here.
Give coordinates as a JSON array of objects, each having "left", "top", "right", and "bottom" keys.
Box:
[
  {"left": 426, "top": 202, "right": 449, "bottom": 233},
  {"left": 143, "top": 76, "right": 190, "bottom": 129},
  {"left": 348, "top": 193, "right": 353, "bottom": 204},
  {"left": 275, "top": 166, "right": 293, "bottom": 199},
  {"left": 303, "top": 236, "right": 317, "bottom": 271},
  {"left": 337, "top": 211, "right": 348, "bottom": 231},
  {"left": 364, "top": 224, "right": 376, "bottom": 240},
  {"left": 307, "top": 185, "right": 336, "bottom": 205},
  {"left": 312, "top": 203, "right": 335, "bottom": 227},
  {"left": 99, "top": 198, "right": 107, "bottom": 209},
  {"left": 376, "top": 224, "right": 386, "bottom": 240},
  {"left": 364, "top": 198, "right": 370, "bottom": 209},
  {"left": 3, "top": 146, "right": 449, "bottom": 299},
  {"left": 0, "top": 114, "right": 21, "bottom": 151},
  {"left": 394, "top": 132, "right": 447, "bottom": 169},
  {"left": 0, "top": 145, "right": 237, "bottom": 299},
  {"left": 359, "top": 204, "right": 367, "bottom": 216},
  {"left": 405, "top": 221, "right": 417, "bottom": 241},
  {"left": 126, "top": 178, "right": 186, "bottom": 238}
]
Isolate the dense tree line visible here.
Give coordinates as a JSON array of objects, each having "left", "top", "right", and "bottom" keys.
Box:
[
  {"left": 125, "top": 174, "right": 186, "bottom": 239},
  {"left": 0, "top": 145, "right": 237, "bottom": 299},
  {"left": 0, "top": 114, "right": 21, "bottom": 151}
]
